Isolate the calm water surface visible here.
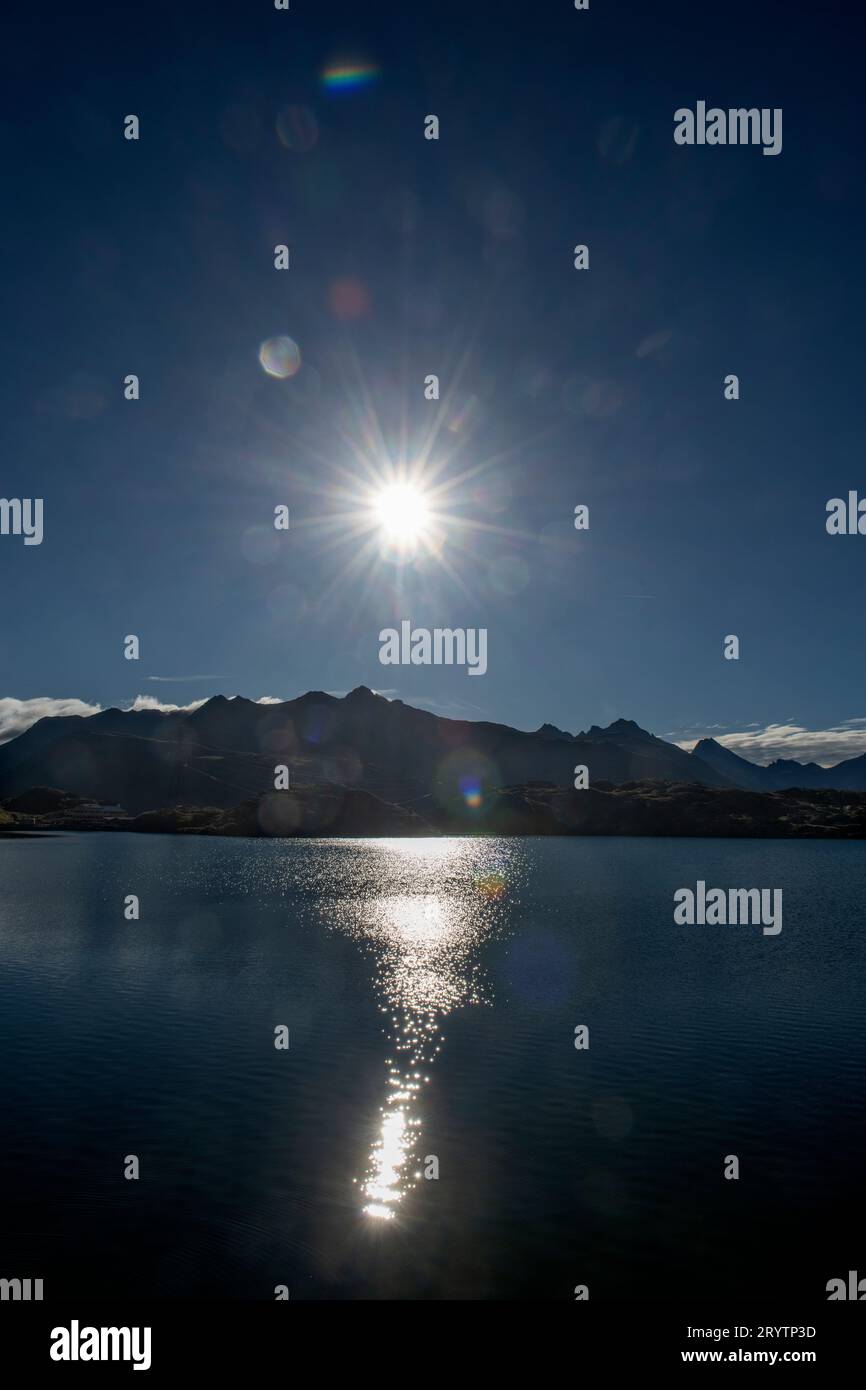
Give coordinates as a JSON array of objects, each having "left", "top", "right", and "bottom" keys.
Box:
[{"left": 0, "top": 833, "right": 864, "bottom": 1299}]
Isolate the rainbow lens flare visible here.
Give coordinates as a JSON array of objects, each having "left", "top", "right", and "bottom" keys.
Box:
[
  {"left": 460, "top": 776, "right": 483, "bottom": 810},
  {"left": 321, "top": 60, "right": 380, "bottom": 92}
]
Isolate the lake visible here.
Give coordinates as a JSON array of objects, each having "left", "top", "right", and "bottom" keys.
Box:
[{"left": 0, "top": 833, "right": 863, "bottom": 1300}]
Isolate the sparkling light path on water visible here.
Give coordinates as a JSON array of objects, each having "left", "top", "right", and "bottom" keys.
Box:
[{"left": 320, "top": 838, "right": 523, "bottom": 1221}]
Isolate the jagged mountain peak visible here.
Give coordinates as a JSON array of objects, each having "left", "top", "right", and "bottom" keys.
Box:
[
  {"left": 344, "top": 685, "right": 393, "bottom": 703},
  {"left": 534, "top": 722, "right": 573, "bottom": 741},
  {"left": 579, "top": 717, "right": 655, "bottom": 741},
  {"left": 691, "top": 736, "right": 752, "bottom": 762}
]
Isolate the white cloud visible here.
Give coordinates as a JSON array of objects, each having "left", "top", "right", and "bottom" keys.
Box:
[
  {"left": 0, "top": 696, "right": 103, "bottom": 744},
  {"left": 128, "top": 695, "right": 208, "bottom": 714},
  {"left": 680, "top": 720, "right": 866, "bottom": 767}
]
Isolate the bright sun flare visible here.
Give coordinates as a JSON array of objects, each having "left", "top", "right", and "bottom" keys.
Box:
[{"left": 373, "top": 483, "right": 431, "bottom": 545}]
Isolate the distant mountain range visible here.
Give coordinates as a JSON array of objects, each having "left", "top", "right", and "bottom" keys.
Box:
[
  {"left": 1, "top": 689, "right": 865, "bottom": 821},
  {"left": 691, "top": 737, "right": 866, "bottom": 791}
]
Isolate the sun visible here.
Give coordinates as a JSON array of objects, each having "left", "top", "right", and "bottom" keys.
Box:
[{"left": 373, "top": 483, "right": 431, "bottom": 547}]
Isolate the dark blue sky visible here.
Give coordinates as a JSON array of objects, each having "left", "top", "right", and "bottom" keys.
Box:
[{"left": 2, "top": 0, "right": 864, "bottom": 762}]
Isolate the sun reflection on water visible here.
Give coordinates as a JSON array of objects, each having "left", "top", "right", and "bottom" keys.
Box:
[{"left": 323, "top": 838, "right": 519, "bottom": 1221}]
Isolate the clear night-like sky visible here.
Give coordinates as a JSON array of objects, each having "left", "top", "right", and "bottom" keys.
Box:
[{"left": 1, "top": 0, "right": 864, "bottom": 764}]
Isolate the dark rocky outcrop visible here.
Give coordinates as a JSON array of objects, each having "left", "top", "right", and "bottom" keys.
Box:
[{"left": 4, "top": 779, "right": 865, "bottom": 839}]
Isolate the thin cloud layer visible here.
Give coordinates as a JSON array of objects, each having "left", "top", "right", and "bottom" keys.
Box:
[
  {"left": 685, "top": 720, "right": 866, "bottom": 767},
  {"left": 146, "top": 674, "right": 222, "bottom": 684}
]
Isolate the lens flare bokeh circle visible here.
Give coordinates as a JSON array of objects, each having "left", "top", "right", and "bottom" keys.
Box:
[{"left": 258, "top": 335, "right": 301, "bottom": 379}]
